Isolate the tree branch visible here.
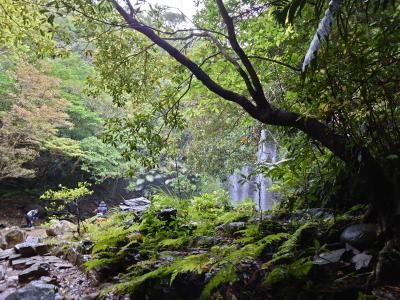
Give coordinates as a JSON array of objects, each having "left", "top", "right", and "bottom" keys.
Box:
[
  {"left": 205, "top": 33, "right": 256, "bottom": 97},
  {"left": 111, "top": 0, "right": 259, "bottom": 118},
  {"left": 215, "top": 0, "right": 269, "bottom": 109},
  {"left": 248, "top": 55, "right": 301, "bottom": 72},
  {"left": 110, "top": 0, "right": 365, "bottom": 167}
]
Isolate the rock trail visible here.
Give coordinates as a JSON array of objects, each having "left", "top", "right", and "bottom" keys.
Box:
[{"left": 0, "top": 226, "right": 99, "bottom": 300}]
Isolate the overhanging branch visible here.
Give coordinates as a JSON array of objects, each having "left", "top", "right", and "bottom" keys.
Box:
[
  {"left": 111, "top": 0, "right": 259, "bottom": 118},
  {"left": 216, "top": 0, "right": 270, "bottom": 109}
]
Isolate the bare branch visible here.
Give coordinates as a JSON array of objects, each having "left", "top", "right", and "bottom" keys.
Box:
[
  {"left": 248, "top": 55, "right": 301, "bottom": 72},
  {"left": 138, "top": 23, "right": 228, "bottom": 39},
  {"left": 163, "top": 32, "right": 207, "bottom": 41}
]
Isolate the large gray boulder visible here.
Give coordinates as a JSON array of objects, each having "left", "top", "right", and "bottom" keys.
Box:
[
  {"left": 46, "top": 220, "right": 75, "bottom": 237},
  {"left": 4, "top": 227, "right": 26, "bottom": 248},
  {"left": 340, "top": 224, "right": 378, "bottom": 249},
  {"left": 5, "top": 280, "right": 62, "bottom": 300},
  {"left": 119, "top": 197, "right": 151, "bottom": 213},
  {"left": 14, "top": 242, "right": 49, "bottom": 257}
]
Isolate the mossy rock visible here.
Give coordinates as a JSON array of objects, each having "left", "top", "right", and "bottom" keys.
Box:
[{"left": 340, "top": 224, "right": 378, "bottom": 249}]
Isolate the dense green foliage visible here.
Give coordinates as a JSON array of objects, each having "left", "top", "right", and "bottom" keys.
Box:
[
  {"left": 82, "top": 192, "right": 290, "bottom": 298},
  {"left": 0, "top": 1, "right": 399, "bottom": 298},
  {"left": 41, "top": 181, "right": 93, "bottom": 234}
]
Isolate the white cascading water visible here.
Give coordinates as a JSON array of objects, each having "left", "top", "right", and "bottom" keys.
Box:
[{"left": 228, "top": 130, "right": 280, "bottom": 211}]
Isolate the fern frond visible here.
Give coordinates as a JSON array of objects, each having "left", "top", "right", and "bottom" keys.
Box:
[
  {"left": 84, "top": 257, "right": 116, "bottom": 270},
  {"left": 200, "top": 265, "right": 237, "bottom": 300},
  {"left": 263, "top": 221, "right": 317, "bottom": 267},
  {"left": 264, "top": 257, "right": 313, "bottom": 284},
  {"left": 158, "top": 236, "right": 190, "bottom": 249}
]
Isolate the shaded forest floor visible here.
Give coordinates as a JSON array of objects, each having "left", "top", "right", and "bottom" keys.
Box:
[{"left": 2, "top": 195, "right": 400, "bottom": 300}]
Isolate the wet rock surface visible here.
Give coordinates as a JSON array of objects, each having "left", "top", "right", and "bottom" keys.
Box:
[
  {"left": 340, "top": 223, "right": 378, "bottom": 249},
  {"left": 0, "top": 227, "right": 99, "bottom": 300},
  {"left": 18, "top": 262, "right": 50, "bottom": 283},
  {"left": 119, "top": 197, "right": 151, "bottom": 214},
  {"left": 4, "top": 280, "right": 62, "bottom": 300}
]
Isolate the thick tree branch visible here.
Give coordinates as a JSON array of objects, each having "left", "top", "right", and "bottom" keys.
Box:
[
  {"left": 111, "top": 0, "right": 259, "bottom": 118},
  {"left": 124, "top": 0, "right": 134, "bottom": 17},
  {"left": 110, "top": 0, "right": 380, "bottom": 170},
  {"left": 215, "top": 0, "right": 269, "bottom": 109},
  {"left": 206, "top": 33, "right": 256, "bottom": 97}
]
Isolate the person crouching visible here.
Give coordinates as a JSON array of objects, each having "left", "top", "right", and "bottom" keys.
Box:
[{"left": 25, "top": 209, "right": 39, "bottom": 228}]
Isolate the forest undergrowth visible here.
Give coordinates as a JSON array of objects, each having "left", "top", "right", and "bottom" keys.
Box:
[{"left": 58, "top": 191, "right": 397, "bottom": 300}]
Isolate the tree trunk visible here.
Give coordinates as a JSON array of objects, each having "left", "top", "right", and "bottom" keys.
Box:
[{"left": 76, "top": 198, "right": 81, "bottom": 236}]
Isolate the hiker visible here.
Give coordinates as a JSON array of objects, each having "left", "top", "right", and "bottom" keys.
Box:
[
  {"left": 96, "top": 201, "right": 107, "bottom": 217},
  {"left": 25, "top": 209, "right": 39, "bottom": 228}
]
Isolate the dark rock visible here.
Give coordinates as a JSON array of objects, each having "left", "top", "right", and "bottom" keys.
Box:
[
  {"left": 11, "top": 256, "right": 42, "bottom": 270},
  {"left": 18, "top": 263, "right": 50, "bottom": 283},
  {"left": 326, "top": 228, "right": 341, "bottom": 244},
  {"left": 340, "top": 224, "right": 378, "bottom": 249},
  {"left": 156, "top": 208, "right": 178, "bottom": 221},
  {"left": 5, "top": 280, "right": 61, "bottom": 300},
  {"left": 35, "top": 244, "right": 49, "bottom": 255},
  {"left": 313, "top": 248, "right": 346, "bottom": 265},
  {"left": 14, "top": 243, "right": 36, "bottom": 257},
  {"left": 81, "top": 239, "right": 94, "bottom": 254}
]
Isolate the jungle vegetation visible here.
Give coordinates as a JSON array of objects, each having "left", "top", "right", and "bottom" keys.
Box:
[{"left": 0, "top": 0, "right": 399, "bottom": 298}]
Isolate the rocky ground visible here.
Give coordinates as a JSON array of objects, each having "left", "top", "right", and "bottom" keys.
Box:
[
  {"left": 1, "top": 201, "right": 400, "bottom": 300},
  {"left": 0, "top": 226, "right": 100, "bottom": 300}
]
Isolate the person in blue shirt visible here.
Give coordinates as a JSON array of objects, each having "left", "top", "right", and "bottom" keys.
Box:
[
  {"left": 25, "top": 209, "right": 39, "bottom": 228},
  {"left": 97, "top": 201, "right": 107, "bottom": 217}
]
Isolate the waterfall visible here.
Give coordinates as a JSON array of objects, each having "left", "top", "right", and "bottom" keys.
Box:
[{"left": 228, "top": 130, "right": 280, "bottom": 211}]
